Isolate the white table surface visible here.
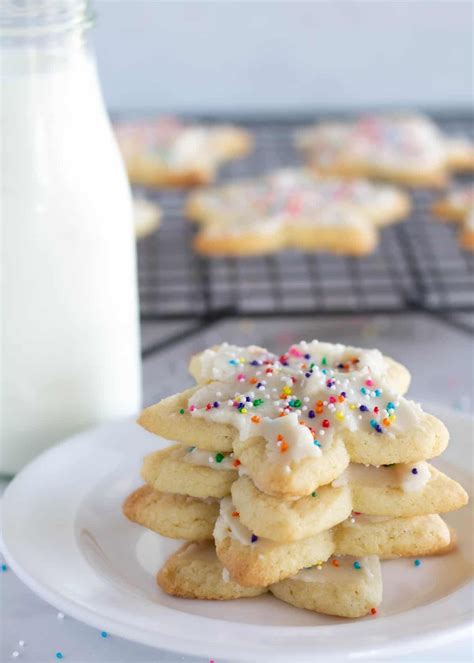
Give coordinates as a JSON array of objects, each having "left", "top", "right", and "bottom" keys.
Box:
[{"left": 2, "top": 313, "right": 473, "bottom": 663}]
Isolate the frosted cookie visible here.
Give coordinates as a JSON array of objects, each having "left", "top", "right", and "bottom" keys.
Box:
[
  {"left": 214, "top": 497, "right": 334, "bottom": 587},
  {"left": 295, "top": 114, "right": 473, "bottom": 187},
  {"left": 139, "top": 388, "right": 236, "bottom": 453},
  {"left": 123, "top": 484, "right": 218, "bottom": 541},
  {"left": 140, "top": 341, "right": 446, "bottom": 497},
  {"left": 231, "top": 476, "right": 352, "bottom": 542},
  {"left": 157, "top": 541, "right": 266, "bottom": 600},
  {"left": 187, "top": 340, "right": 410, "bottom": 406},
  {"left": 133, "top": 197, "right": 161, "bottom": 238},
  {"left": 270, "top": 555, "right": 382, "bottom": 619},
  {"left": 432, "top": 186, "right": 474, "bottom": 251},
  {"left": 187, "top": 169, "right": 411, "bottom": 228},
  {"left": 138, "top": 342, "right": 411, "bottom": 455},
  {"left": 338, "top": 462, "right": 468, "bottom": 516},
  {"left": 115, "top": 117, "right": 252, "bottom": 188},
  {"left": 141, "top": 444, "right": 238, "bottom": 499},
  {"left": 186, "top": 169, "right": 410, "bottom": 256},
  {"left": 334, "top": 513, "right": 451, "bottom": 558}
]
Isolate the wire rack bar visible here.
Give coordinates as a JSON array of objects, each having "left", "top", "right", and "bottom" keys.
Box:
[{"left": 136, "top": 115, "right": 474, "bottom": 332}]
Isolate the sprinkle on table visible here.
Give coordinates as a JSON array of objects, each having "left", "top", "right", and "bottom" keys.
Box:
[{"left": 414, "top": 559, "right": 421, "bottom": 567}]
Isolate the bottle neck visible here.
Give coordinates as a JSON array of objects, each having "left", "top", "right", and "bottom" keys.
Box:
[{"left": 0, "top": 0, "right": 93, "bottom": 47}]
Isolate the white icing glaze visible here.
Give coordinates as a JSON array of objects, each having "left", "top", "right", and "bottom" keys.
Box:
[
  {"left": 213, "top": 497, "right": 255, "bottom": 546},
  {"left": 187, "top": 341, "right": 424, "bottom": 468},
  {"left": 260, "top": 413, "right": 322, "bottom": 464},
  {"left": 194, "top": 344, "right": 265, "bottom": 382},
  {"left": 168, "top": 128, "right": 209, "bottom": 167},
  {"left": 395, "top": 461, "right": 431, "bottom": 492},
  {"left": 332, "top": 461, "right": 431, "bottom": 492},
  {"left": 292, "top": 555, "right": 376, "bottom": 582},
  {"left": 180, "top": 446, "right": 236, "bottom": 471}
]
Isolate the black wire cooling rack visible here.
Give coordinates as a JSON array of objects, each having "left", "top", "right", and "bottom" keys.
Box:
[{"left": 135, "top": 114, "right": 474, "bottom": 346}]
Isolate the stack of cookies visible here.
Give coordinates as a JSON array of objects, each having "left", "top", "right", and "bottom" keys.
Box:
[{"left": 124, "top": 341, "right": 468, "bottom": 618}]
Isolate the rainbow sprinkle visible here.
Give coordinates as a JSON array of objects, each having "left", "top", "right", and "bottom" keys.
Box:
[{"left": 182, "top": 343, "right": 402, "bottom": 456}]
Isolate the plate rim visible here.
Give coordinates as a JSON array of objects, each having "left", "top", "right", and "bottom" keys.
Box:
[{"left": 1, "top": 406, "right": 473, "bottom": 661}]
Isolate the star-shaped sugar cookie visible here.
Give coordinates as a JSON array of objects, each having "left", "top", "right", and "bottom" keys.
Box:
[
  {"left": 295, "top": 114, "right": 474, "bottom": 187},
  {"left": 138, "top": 341, "right": 451, "bottom": 498},
  {"left": 115, "top": 117, "right": 252, "bottom": 187},
  {"left": 186, "top": 169, "right": 411, "bottom": 256}
]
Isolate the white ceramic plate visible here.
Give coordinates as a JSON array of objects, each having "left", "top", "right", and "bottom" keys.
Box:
[{"left": 1, "top": 405, "right": 473, "bottom": 662}]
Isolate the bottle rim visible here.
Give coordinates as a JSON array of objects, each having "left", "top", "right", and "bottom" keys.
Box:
[{"left": 0, "top": 0, "right": 94, "bottom": 39}]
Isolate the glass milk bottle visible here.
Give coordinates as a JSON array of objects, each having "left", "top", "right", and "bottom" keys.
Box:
[{"left": 1, "top": 1, "right": 141, "bottom": 474}]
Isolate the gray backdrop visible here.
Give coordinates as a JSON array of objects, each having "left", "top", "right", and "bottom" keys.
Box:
[{"left": 93, "top": 1, "right": 473, "bottom": 114}]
